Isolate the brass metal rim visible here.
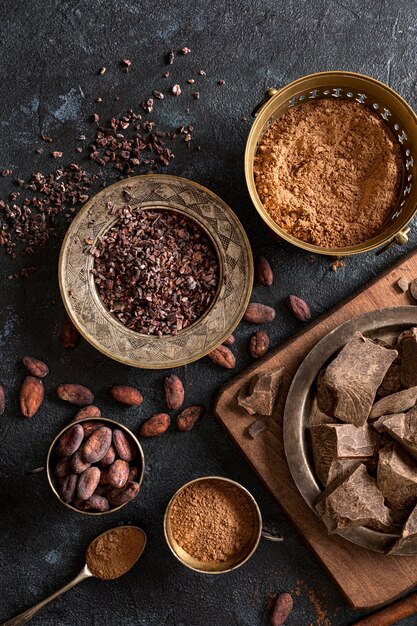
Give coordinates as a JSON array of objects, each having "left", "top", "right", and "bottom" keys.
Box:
[
  {"left": 46, "top": 417, "right": 145, "bottom": 516},
  {"left": 163, "top": 476, "right": 263, "bottom": 574},
  {"left": 59, "top": 174, "right": 253, "bottom": 369},
  {"left": 245, "top": 71, "right": 417, "bottom": 256}
]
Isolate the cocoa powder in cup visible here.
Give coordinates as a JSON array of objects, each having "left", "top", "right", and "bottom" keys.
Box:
[
  {"left": 254, "top": 99, "right": 402, "bottom": 248},
  {"left": 169, "top": 479, "right": 255, "bottom": 563},
  {"left": 86, "top": 527, "right": 145, "bottom": 579}
]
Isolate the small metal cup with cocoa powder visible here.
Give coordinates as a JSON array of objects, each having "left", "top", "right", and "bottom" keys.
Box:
[{"left": 164, "top": 476, "right": 282, "bottom": 574}]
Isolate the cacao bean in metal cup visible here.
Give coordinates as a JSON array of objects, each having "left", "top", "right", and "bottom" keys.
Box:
[
  {"left": 46, "top": 417, "right": 145, "bottom": 516},
  {"left": 245, "top": 71, "right": 417, "bottom": 256},
  {"left": 164, "top": 476, "right": 281, "bottom": 574}
]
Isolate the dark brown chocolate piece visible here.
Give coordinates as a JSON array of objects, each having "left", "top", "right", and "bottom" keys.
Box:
[
  {"left": 310, "top": 423, "right": 379, "bottom": 485},
  {"left": 377, "top": 363, "right": 401, "bottom": 398},
  {"left": 377, "top": 442, "right": 417, "bottom": 510},
  {"left": 389, "top": 503, "right": 417, "bottom": 554},
  {"left": 370, "top": 387, "right": 417, "bottom": 419},
  {"left": 372, "top": 413, "right": 403, "bottom": 433},
  {"left": 309, "top": 398, "right": 337, "bottom": 427},
  {"left": 317, "top": 332, "right": 397, "bottom": 427},
  {"left": 315, "top": 464, "right": 394, "bottom": 533},
  {"left": 382, "top": 408, "right": 417, "bottom": 460},
  {"left": 237, "top": 367, "right": 284, "bottom": 416},
  {"left": 399, "top": 328, "right": 417, "bottom": 388},
  {"left": 326, "top": 459, "right": 362, "bottom": 485}
]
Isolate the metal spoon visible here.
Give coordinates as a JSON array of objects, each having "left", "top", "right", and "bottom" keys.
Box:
[{"left": 1, "top": 526, "right": 147, "bottom": 626}]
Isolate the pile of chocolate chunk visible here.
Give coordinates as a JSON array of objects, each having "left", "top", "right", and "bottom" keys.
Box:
[{"left": 311, "top": 328, "right": 417, "bottom": 554}]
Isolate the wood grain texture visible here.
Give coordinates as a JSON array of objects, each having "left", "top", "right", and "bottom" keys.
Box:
[{"left": 214, "top": 249, "right": 417, "bottom": 611}]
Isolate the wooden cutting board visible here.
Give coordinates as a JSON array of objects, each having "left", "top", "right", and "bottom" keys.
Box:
[{"left": 214, "top": 249, "right": 417, "bottom": 611}]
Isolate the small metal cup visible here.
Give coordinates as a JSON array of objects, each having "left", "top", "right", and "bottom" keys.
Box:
[
  {"left": 164, "top": 476, "right": 281, "bottom": 574},
  {"left": 44, "top": 417, "right": 145, "bottom": 516}
]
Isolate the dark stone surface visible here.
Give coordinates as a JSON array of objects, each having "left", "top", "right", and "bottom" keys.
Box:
[{"left": 0, "top": 1, "right": 416, "bottom": 624}]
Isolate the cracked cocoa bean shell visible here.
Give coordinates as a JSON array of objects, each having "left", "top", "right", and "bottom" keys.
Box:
[
  {"left": 207, "top": 344, "right": 236, "bottom": 368},
  {"left": 139, "top": 413, "right": 170, "bottom": 437},
  {"left": 56, "top": 423, "right": 84, "bottom": 457},
  {"left": 177, "top": 405, "right": 205, "bottom": 431},
  {"left": 22, "top": 356, "right": 49, "bottom": 378},
  {"left": 81, "top": 426, "right": 112, "bottom": 463},
  {"left": 248, "top": 330, "right": 270, "bottom": 359},
  {"left": 164, "top": 374, "right": 184, "bottom": 410},
  {"left": 286, "top": 295, "right": 311, "bottom": 321},
  {"left": 56, "top": 383, "right": 94, "bottom": 406},
  {"left": 256, "top": 256, "right": 273, "bottom": 286},
  {"left": 20, "top": 376, "right": 44, "bottom": 418},
  {"left": 110, "top": 385, "right": 143, "bottom": 406},
  {"left": 77, "top": 466, "right": 101, "bottom": 501},
  {"left": 243, "top": 303, "right": 276, "bottom": 324}
]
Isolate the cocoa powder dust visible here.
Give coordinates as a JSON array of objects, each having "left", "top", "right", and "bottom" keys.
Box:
[
  {"left": 169, "top": 480, "right": 255, "bottom": 563},
  {"left": 254, "top": 99, "right": 402, "bottom": 248},
  {"left": 86, "top": 526, "right": 145, "bottom": 580}
]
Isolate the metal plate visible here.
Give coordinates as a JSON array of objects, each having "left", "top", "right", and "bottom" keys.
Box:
[
  {"left": 58, "top": 174, "right": 253, "bottom": 369},
  {"left": 283, "top": 306, "right": 417, "bottom": 554}
]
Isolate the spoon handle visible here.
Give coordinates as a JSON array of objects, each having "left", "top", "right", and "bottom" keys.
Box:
[{"left": 1, "top": 565, "right": 92, "bottom": 626}]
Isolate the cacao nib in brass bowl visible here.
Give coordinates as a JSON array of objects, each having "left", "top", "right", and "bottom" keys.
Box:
[
  {"left": 47, "top": 417, "right": 145, "bottom": 516},
  {"left": 59, "top": 174, "right": 253, "bottom": 369}
]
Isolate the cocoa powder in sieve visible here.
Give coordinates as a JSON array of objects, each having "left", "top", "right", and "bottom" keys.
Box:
[
  {"left": 169, "top": 480, "right": 255, "bottom": 562},
  {"left": 254, "top": 99, "right": 402, "bottom": 248}
]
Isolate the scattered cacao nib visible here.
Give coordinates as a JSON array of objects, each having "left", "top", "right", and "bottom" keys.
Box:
[
  {"left": 166, "top": 50, "right": 175, "bottom": 65},
  {"left": 1, "top": 169, "right": 12, "bottom": 176},
  {"left": 152, "top": 90, "right": 164, "bottom": 100},
  {"left": 121, "top": 58, "right": 132, "bottom": 72},
  {"left": 331, "top": 258, "right": 346, "bottom": 272},
  {"left": 141, "top": 98, "right": 154, "bottom": 113},
  {"left": 90, "top": 113, "right": 100, "bottom": 123},
  {"left": 51, "top": 151, "right": 63, "bottom": 158},
  {"left": 95, "top": 97, "right": 103, "bottom": 104},
  {"left": 193, "top": 92, "right": 200, "bottom": 100},
  {"left": 286, "top": 295, "right": 311, "bottom": 321},
  {"left": 396, "top": 276, "right": 409, "bottom": 292},
  {"left": 171, "top": 84, "right": 182, "bottom": 96},
  {"left": 98, "top": 67, "right": 106, "bottom": 75},
  {"left": 218, "top": 79, "right": 225, "bottom": 86},
  {"left": 248, "top": 419, "right": 268, "bottom": 439},
  {"left": 198, "top": 69, "right": 206, "bottom": 76},
  {"left": 180, "top": 47, "right": 191, "bottom": 55},
  {"left": 40, "top": 135, "right": 53, "bottom": 143},
  {"left": 187, "top": 79, "right": 195, "bottom": 84}
]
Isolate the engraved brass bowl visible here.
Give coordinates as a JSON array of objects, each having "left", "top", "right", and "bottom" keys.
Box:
[
  {"left": 46, "top": 417, "right": 145, "bottom": 516},
  {"left": 283, "top": 306, "right": 417, "bottom": 554},
  {"left": 245, "top": 71, "right": 417, "bottom": 256},
  {"left": 59, "top": 174, "right": 253, "bottom": 369}
]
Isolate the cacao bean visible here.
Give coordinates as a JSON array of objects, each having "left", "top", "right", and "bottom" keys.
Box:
[
  {"left": 61, "top": 473, "right": 78, "bottom": 503},
  {"left": 270, "top": 593, "right": 293, "bottom": 626},
  {"left": 100, "top": 444, "right": 116, "bottom": 468},
  {"left": 208, "top": 344, "right": 235, "bottom": 369},
  {"left": 94, "top": 484, "right": 111, "bottom": 496},
  {"left": 110, "top": 385, "right": 143, "bottom": 406},
  {"left": 81, "top": 421, "right": 106, "bottom": 438},
  {"left": 77, "top": 467, "right": 101, "bottom": 501},
  {"left": 81, "top": 426, "right": 112, "bottom": 463},
  {"left": 22, "top": 356, "right": 49, "bottom": 378},
  {"left": 256, "top": 256, "right": 273, "bottom": 286},
  {"left": 286, "top": 295, "right": 311, "bottom": 322},
  {"left": 107, "top": 481, "right": 140, "bottom": 506},
  {"left": 99, "top": 469, "right": 108, "bottom": 485},
  {"left": 248, "top": 330, "right": 270, "bottom": 359},
  {"left": 128, "top": 466, "right": 139, "bottom": 482},
  {"left": 222, "top": 334, "right": 235, "bottom": 346},
  {"left": 164, "top": 374, "right": 184, "bottom": 410},
  {"left": 244, "top": 303, "right": 275, "bottom": 324},
  {"left": 54, "top": 457, "right": 71, "bottom": 479},
  {"left": 139, "top": 413, "right": 170, "bottom": 437},
  {"left": 0, "top": 385, "right": 4, "bottom": 415},
  {"left": 112, "top": 429, "right": 136, "bottom": 461},
  {"left": 107, "top": 459, "right": 129, "bottom": 489},
  {"left": 60, "top": 315, "right": 80, "bottom": 348},
  {"left": 75, "top": 495, "right": 110, "bottom": 512},
  {"left": 56, "top": 423, "right": 84, "bottom": 457},
  {"left": 71, "top": 449, "right": 91, "bottom": 474},
  {"left": 20, "top": 376, "right": 44, "bottom": 418},
  {"left": 410, "top": 278, "right": 417, "bottom": 301},
  {"left": 73, "top": 405, "right": 101, "bottom": 421},
  {"left": 177, "top": 405, "right": 205, "bottom": 432},
  {"left": 56, "top": 383, "right": 94, "bottom": 406}
]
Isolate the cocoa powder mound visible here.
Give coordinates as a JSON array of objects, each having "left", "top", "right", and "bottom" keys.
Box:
[
  {"left": 86, "top": 526, "right": 145, "bottom": 579},
  {"left": 169, "top": 480, "right": 255, "bottom": 562},
  {"left": 254, "top": 99, "right": 402, "bottom": 248}
]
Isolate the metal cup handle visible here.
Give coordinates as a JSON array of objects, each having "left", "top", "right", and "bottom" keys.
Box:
[
  {"left": 251, "top": 88, "right": 279, "bottom": 117},
  {"left": 261, "top": 526, "right": 284, "bottom": 542}
]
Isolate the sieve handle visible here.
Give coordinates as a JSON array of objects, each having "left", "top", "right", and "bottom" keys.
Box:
[
  {"left": 261, "top": 526, "right": 284, "bottom": 542},
  {"left": 375, "top": 228, "right": 410, "bottom": 256},
  {"left": 251, "top": 88, "right": 279, "bottom": 117}
]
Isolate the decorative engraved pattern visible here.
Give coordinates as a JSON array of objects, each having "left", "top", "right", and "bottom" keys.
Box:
[{"left": 59, "top": 175, "right": 253, "bottom": 369}]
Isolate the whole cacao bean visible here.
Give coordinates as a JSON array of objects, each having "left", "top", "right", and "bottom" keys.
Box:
[
  {"left": 286, "top": 295, "right": 311, "bottom": 322},
  {"left": 73, "top": 405, "right": 101, "bottom": 421},
  {"left": 22, "top": 356, "right": 49, "bottom": 378},
  {"left": 177, "top": 405, "right": 205, "bottom": 432},
  {"left": 244, "top": 303, "right": 276, "bottom": 324},
  {"left": 81, "top": 426, "right": 112, "bottom": 463},
  {"left": 77, "top": 467, "right": 101, "bottom": 501},
  {"left": 164, "top": 374, "right": 184, "bottom": 410},
  {"left": 99, "top": 469, "right": 108, "bottom": 485},
  {"left": 60, "top": 316, "right": 80, "bottom": 348},
  {"left": 110, "top": 385, "right": 143, "bottom": 406},
  {"left": 208, "top": 345, "right": 235, "bottom": 369},
  {"left": 56, "top": 383, "right": 94, "bottom": 406},
  {"left": 107, "top": 459, "right": 129, "bottom": 489},
  {"left": 20, "top": 376, "right": 44, "bottom": 418},
  {"left": 56, "top": 423, "right": 84, "bottom": 457},
  {"left": 94, "top": 484, "right": 111, "bottom": 496},
  {"left": 256, "top": 256, "right": 273, "bottom": 286},
  {"left": 270, "top": 593, "right": 293, "bottom": 626},
  {"left": 75, "top": 495, "right": 110, "bottom": 512},
  {"left": 54, "top": 457, "right": 71, "bottom": 479},
  {"left": 248, "top": 330, "right": 270, "bottom": 359},
  {"left": 128, "top": 466, "right": 139, "bottom": 482},
  {"left": 139, "top": 413, "right": 170, "bottom": 437},
  {"left": 81, "top": 421, "right": 106, "bottom": 438},
  {"left": 222, "top": 334, "right": 235, "bottom": 346},
  {"left": 0, "top": 384, "right": 5, "bottom": 415},
  {"left": 112, "top": 429, "right": 136, "bottom": 461},
  {"left": 100, "top": 444, "right": 116, "bottom": 468},
  {"left": 61, "top": 473, "right": 78, "bottom": 503},
  {"left": 107, "top": 481, "right": 140, "bottom": 506},
  {"left": 71, "top": 449, "right": 91, "bottom": 474}
]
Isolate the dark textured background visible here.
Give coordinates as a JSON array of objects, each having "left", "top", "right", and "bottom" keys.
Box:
[{"left": 1, "top": 1, "right": 416, "bottom": 624}]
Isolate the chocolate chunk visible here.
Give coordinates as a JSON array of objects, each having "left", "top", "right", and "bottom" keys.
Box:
[
  {"left": 389, "top": 503, "right": 417, "bottom": 554},
  {"left": 399, "top": 328, "right": 417, "bottom": 388},
  {"left": 311, "top": 423, "right": 379, "bottom": 485},
  {"left": 237, "top": 367, "right": 284, "bottom": 416},
  {"left": 377, "top": 363, "right": 401, "bottom": 398},
  {"left": 317, "top": 332, "right": 397, "bottom": 426},
  {"left": 370, "top": 387, "right": 417, "bottom": 418},
  {"left": 410, "top": 279, "right": 417, "bottom": 301},
  {"left": 315, "top": 464, "right": 394, "bottom": 533},
  {"left": 326, "top": 458, "right": 363, "bottom": 484},
  {"left": 309, "top": 397, "right": 337, "bottom": 427},
  {"left": 377, "top": 442, "right": 417, "bottom": 510},
  {"left": 381, "top": 408, "right": 417, "bottom": 460},
  {"left": 248, "top": 419, "right": 268, "bottom": 438},
  {"left": 372, "top": 413, "right": 403, "bottom": 433}
]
